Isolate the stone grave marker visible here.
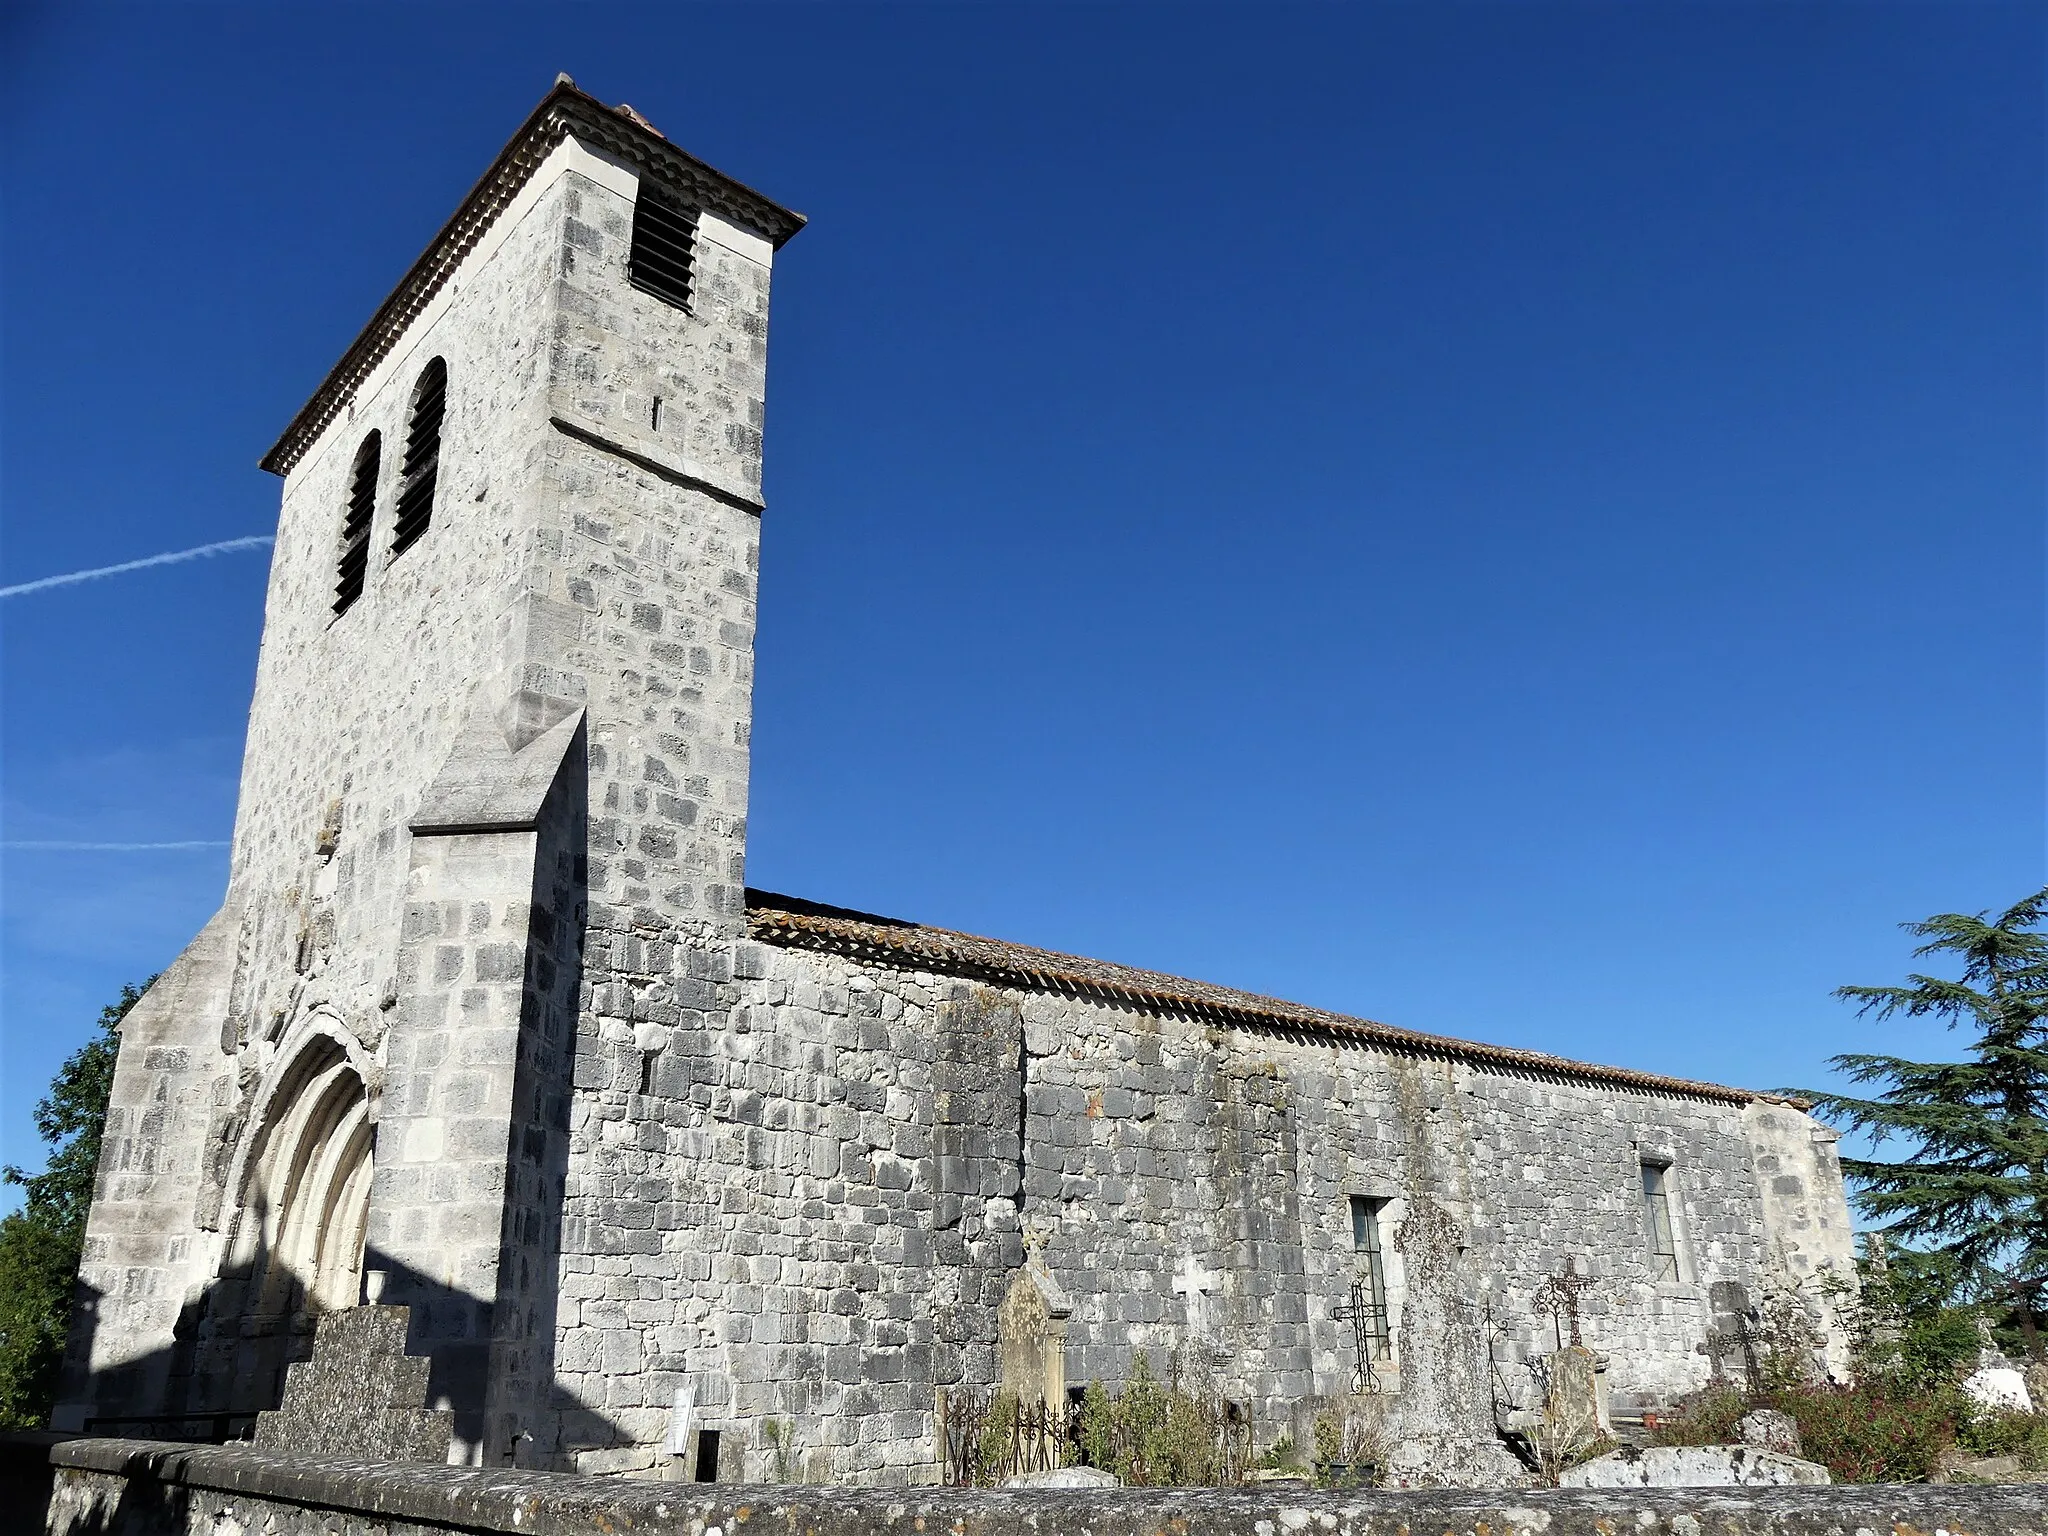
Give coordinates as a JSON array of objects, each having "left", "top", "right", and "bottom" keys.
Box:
[
  {"left": 1736, "top": 1407, "right": 1802, "bottom": 1458},
  {"left": 998, "top": 1255, "right": 1072, "bottom": 1409},
  {"left": 253, "top": 1304, "right": 452, "bottom": 1463}
]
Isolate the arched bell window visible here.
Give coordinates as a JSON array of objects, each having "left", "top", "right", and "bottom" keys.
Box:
[
  {"left": 391, "top": 357, "right": 446, "bottom": 558},
  {"left": 332, "top": 431, "right": 379, "bottom": 615}
]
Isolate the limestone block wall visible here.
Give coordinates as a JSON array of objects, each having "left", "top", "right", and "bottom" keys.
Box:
[
  {"left": 58, "top": 152, "right": 580, "bottom": 1428},
  {"left": 544, "top": 952, "right": 1019, "bottom": 1481},
  {"left": 56, "top": 909, "right": 239, "bottom": 1427},
  {"left": 530, "top": 164, "right": 775, "bottom": 946},
  {"left": 537, "top": 929, "right": 1849, "bottom": 1486}
]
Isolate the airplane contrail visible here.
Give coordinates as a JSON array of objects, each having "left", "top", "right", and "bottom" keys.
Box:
[
  {"left": 1, "top": 841, "right": 230, "bottom": 850},
  {"left": 0, "top": 536, "right": 274, "bottom": 599}
]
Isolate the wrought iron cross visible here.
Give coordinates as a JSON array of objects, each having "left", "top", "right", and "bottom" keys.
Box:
[
  {"left": 1536, "top": 1258, "right": 1596, "bottom": 1348},
  {"left": 1331, "top": 1279, "right": 1375, "bottom": 1394},
  {"left": 1696, "top": 1318, "right": 1759, "bottom": 1392}
]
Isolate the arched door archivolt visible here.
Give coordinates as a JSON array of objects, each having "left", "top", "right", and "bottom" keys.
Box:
[{"left": 226, "top": 1032, "right": 374, "bottom": 1331}]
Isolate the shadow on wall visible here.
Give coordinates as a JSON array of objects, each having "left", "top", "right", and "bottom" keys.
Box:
[
  {"left": 56, "top": 717, "right": 601, "bottom": 1466},
  {"left": 59, "top": 1241, "right": 642, "bottom": 1474}
]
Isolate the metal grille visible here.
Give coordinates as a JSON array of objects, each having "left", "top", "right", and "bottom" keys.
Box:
[
  {"left": 1347, "top": 1195, "right": 1393, "bottom": 1359},
  {"left": 1642, "top": 1162, "right": 1680, "bottom": 1281},
  {"left": 332, "top": 432, "right": 379, "bottom": 614},
  {"left": 391, "top": 359, "right": 445, "bottom": 557},
  {"left": 629, "top": 191, "right": 696, "bottom": 310}
]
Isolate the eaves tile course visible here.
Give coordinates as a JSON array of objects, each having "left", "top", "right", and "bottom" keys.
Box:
[{"left": 746, "top": 889, "right": 1784, "bottom": 1109}]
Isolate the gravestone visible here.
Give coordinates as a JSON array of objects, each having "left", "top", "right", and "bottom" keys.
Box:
[
  {"left": 1699, "top": 1281, "right": 1760, "bottom": 1391},
  {"left": 997, "top": 1259, "right": 1071, "bottom": 1409},
  {"left": 253, "top": 1305, "right": 453, "bottom": 1463},
  {"left": 1736, "top": 1408, "right": 1802, "bottom": 1458},
  {"left": 1541, "top": 1344, "right": 1606, "bottom": 1461},
  {"left": 1962, "top": 1315, "right": 2034, "bottom": 1414}
]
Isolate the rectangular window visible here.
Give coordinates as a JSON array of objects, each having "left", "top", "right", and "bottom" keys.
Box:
[
  {"left": 629, "top": 188, "right": 697, "bottom": 311},
  {"left": 1348, "top": 1196, "right": 1393, "bottom": 1359},
  {"left": 1641, "top": 1161, "right": 1679, "bottom": 1281}
]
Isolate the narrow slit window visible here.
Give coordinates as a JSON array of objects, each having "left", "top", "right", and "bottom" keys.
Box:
[
  {"left": 629, "top": 189, "right": 697, "bottom": 311},
  {"left": 1348, "top": 1195, "right": 1393, "bottom": 1360},
  {"left": 1641, "top": 1161, "right": 1680, "bottom": 1281},
  {"left": 390, "top": 358, "right": 446, "bottom": 558},
  {"left": 333, "top": 431, "right": 379, "bottom": 614}
]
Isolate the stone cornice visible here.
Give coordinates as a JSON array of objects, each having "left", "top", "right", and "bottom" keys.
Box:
[{"left": 259, "top": 79, "right": 804, "bottom": 478}]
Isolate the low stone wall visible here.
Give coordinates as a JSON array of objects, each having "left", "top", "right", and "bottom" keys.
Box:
[{"left": 21, "top": 1436, "right": 2048, "bottom": 1536}]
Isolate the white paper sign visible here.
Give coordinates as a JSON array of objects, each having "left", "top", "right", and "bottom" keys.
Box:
[{"left": 665, "top": 1380, "right": 697, "bottom": 1457}]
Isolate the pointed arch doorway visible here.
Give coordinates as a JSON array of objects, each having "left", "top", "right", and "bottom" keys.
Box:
[{"left": 217, "top": 1030, "right": 375, "bottom": 1406}]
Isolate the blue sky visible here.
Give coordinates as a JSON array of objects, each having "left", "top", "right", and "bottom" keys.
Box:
[{"left": 2, "top": 3, "right": 2041, "bottom": 1199}]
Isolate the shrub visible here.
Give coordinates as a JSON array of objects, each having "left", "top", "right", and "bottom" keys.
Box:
[
  {"left": 1651, "top": 1380, "right": 1959, "bottom": 1483},
  {"left": 1958, "top": 1408, "right": 2048, "bottom": 1470},
  {"left": 1255, "top": 1432, "right": 1303, "bottom": 1472},
  {"left": 1646, "top": 1386, "right": 1750, "bottom": 1448},
  {"left": 1069, "top": 1354, "right": 1251, "bottom": 1486},
  {"left": 1775, "top": 1382, "right": 1956, "bottom": 1484},
  {"left": 969, "top": 1390, "right": 1018, "bottom": 1485},
  {"left": 1309, "top": 1408, "right": 1386, "bottom": 1487}
]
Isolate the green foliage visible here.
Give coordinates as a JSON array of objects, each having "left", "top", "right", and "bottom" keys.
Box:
[
  {"left": 1795, "top": 888, "right": 2048, "bottom": 1330},
  {"left": 1077, "top": 1379, "right": 1114, "bottom": 1471},
  {"left": 1254, "top": 1431, "right": 1302, "bottom": 1471},
  {"left": 1068, "top": 1355, "right": 1250, "bottom": 1487},
  {"left": 1312, "top": 1411, "right": 1341, "bottom": 1467},
  {"left": 1956, "top": 1407, "right": 2048, "bottom": 1470},
  {"left": 0, "top": 980, "right": 150, "bottom": 1428},
  {"left": 1850, "top": 1243, "right": 1985, "bottom": 1390},
  {"left": 760, "top": 1416, "right": 795, "bottom": 1482},
  {"left": 970, "top": 1390, "right": 1018, "bottom": 1485},
  {"left": 1309, "top": 1407, "right": 1387, "bottom": 1487},
  {"left": 0, "top": 1212, "right": 78, "bottom": 1428},
  {"left": 1781, "top": 1382, "right": 1959, "bottom": 1484},
  {"left": 5, "top": 983, "right": 141, "bottom": 1234},
  {"left": 1645, "top": 1384, "right": 1749, "bottom": 1447}
]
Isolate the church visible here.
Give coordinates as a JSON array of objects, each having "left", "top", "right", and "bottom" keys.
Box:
[{"left": 56, "top": 78, "right": 1855, "bottom": 1487}]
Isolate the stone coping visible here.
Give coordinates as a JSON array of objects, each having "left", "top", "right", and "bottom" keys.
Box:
[{"left": 34, "top": 1437, "right": 2048, "bottom": 1536}]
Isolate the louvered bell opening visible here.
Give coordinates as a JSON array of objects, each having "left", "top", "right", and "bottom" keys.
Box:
[
  {"left": 333, "top": 434, "right": 379, "bottom": 614},
  {"left": 391, "top": 363, "right": 446, "bottom": 558},
  {"left": 629, "top": 193, "right": 696, "bottom": 311}
]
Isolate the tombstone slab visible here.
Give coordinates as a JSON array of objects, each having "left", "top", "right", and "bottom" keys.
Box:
[
  {"left": 1542, "top": 1345, "right": 1607, "bottom": 1459},
  {"left": 1963, "top": 1363, "right": 2034, "bottom": 1414},
  {"left": 998, "top": 1261, "right": 1072, "bottom": 1409},
  {"left": 1559, "top": 1445, "right": 1831, "bottom": 1487},
  {"left": 1002, "top": 1466, "right": 1120, "bottom": 1488}
]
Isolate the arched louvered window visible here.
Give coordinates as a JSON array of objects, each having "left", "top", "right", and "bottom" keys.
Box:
[
  {"left": 391, "top": 358, "right": 446, "bottom": 558},
  {"left": 332, "top": 432, "right": 379, "bottom": 615}
]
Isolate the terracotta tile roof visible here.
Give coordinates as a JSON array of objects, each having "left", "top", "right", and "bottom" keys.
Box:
[{"left": 746, "top": 890, "right": 1785, "bottom": 1108}]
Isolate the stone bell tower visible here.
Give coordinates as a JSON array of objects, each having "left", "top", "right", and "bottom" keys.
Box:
[{"left": 57, "top": 79, "right": 803, "bottom": 1465}]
